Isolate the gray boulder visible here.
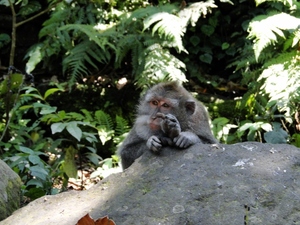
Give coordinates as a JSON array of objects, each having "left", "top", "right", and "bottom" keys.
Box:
[
  {"left": 0, "top": 159, "right": 22, "bottom": 221},
  {"left": 1, "top": 142, "right": 300, "bottom": 225}
]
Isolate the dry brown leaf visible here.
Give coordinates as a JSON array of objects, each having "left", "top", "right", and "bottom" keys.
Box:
[{"left": 76, "top": 214, "right": 116, "bottom": 225}]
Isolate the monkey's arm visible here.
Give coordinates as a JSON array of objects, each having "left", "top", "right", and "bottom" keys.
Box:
[{"left": 118, "top": 128, "right": 148, "bottom": 170}]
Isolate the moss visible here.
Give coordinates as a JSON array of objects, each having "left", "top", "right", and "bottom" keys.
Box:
[{"left": 0, "top": 171, "right": 22, "bottom": 221}]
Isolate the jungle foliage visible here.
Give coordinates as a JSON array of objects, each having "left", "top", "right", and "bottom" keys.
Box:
[{"left": 0, "top": 0, "right": 299, "bottom": 200}]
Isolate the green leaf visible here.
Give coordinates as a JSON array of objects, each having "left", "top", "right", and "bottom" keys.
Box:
[
  {"left": 43, "top": 88, "right": 63, "bottom": 100},
  {"left": 29, "top": 165, "right": 48, "bottom": 180},
  {"left": 19, "top": 146, "right": 34, "bottom": 154},
  {"left": 190, "top": 36, "right": 200, "bottom": 47},
  {"left": 199, "top": 53, "right": 212, "bottom": 64},
  {"left": 25, "top": 44, "right": 42, "bottom": 74},
  {"left": 81, "top": 109, "right": 93, "bottom": 121},
  {"left": 0, "top": 0, "right": 9, "bottom": 7},
  {"left": 85, "top": 152, "right": 102, "bottom": 166},
  {"left": 40, "top": 106, "right": 57, "bottom": 115},
  {"left": 212, "top": 117, "right": 229, "bottom": 126},
  {"left": 66, "top": 121, "right": 82, "bottom": 141},
  {"left": 51, "top": 122, "right": 67, "bottom": 134},
  {"left": 62, "top": 146, "right": 77, "bottom": 178},
  {"left": 28, "top": 155, "right": 42, "bottom": 165},
  {"left": 26, "top": 179, "right": 44, "bottom": 188},
  {"left": 32, "top": 102, "right": 57, "bottom": 114},
  {"left": 222, "top": 42, "right": 230, "bottom": 50},
  {"left": 24, "top": 187, "right": 46, "bottom": 199},
  {"left": 292, "top": 133, "right": 300, "bottom": 147},
  {"left": 18, "top": 1, "right": 41, "bottom": 17},
  {"left": 264, "top": 130, "right": 288, "bottom": 144},
  {"left": 0, "top": 33, "right": 11, "bottom": 48},
  {"left": 201, "top": 25, "right": 215, "bottom": 36}
]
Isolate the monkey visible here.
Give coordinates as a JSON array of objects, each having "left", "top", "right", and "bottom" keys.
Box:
[{"left": 118, "top": 81, "right": 218, "bottom": 170}]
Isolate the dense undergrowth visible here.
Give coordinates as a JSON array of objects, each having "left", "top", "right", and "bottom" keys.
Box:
[{"left": 0, "top": 0, "right": 299, "bottom": 201}]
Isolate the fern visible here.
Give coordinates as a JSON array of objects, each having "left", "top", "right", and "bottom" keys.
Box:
[
  {"left": 60, "top": 24, "right": 118, "bottom": 52},
  {"left": 178, "top": 1, "right": 217, "bottom": 27},
  {"left": 135, "top": 44, "right": 187, "bottom": 88},
  {"left": 81, "top": 109, "right": 93, "bottom": 122},
  {"left": 248, "top": 12, "right": 300, "bottom": 60},
  {"left": 258, "top": 51, "right": 300, "bottom": 123},
  {"left": 95, "top": 110, "right": 114, "bottom": 130},
  {"left": 131, "top": 38, "right": 146, "bottom": 76},
  {"left": 142, "top": 1, "right": 217, "bottom": 53},
  {"left": 284, "top": 30, "right": 300, "bottom": 50},
  {"left": 62, "top": 39, "right": 108, "bottom": 86},
  {"left": 115, "top": 115, "right": 129, "bottom": 137},
  {"left": 94, "top": 110, "right": 114, "bottom": 145},
  {"left": 143, "top": 12, "right": 186, "bottom": 53},
  {"left": 255, "top": 0, "right": 300, "bottom": 9},
  {"left": 26, "top": 1, "right": 217, "bottom": 86}
]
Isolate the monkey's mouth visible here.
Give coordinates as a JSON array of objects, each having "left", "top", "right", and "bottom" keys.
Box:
[{"left": 149, "top": 117, "right": 163, "bottom": 131}]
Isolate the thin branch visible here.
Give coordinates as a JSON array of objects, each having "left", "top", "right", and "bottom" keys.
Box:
[
  {"left": 8, "top": 0, "right": 62, "bottom": 66},
  {"left": 8, "top": 0, "right": 16, "bottom": 66},
  {"left": 16, "top": 6, "right": 54, "bottom": 28}
]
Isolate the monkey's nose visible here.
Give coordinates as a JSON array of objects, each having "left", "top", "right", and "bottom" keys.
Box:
[{"left": 155, "top": 112, "right": 166, "bottom": 119}]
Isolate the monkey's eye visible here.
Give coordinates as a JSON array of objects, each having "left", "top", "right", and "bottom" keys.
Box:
[
  {"left": 151, "top": 100, "right": 159, "bottom": 106},
  {"left": 162, "top": 103, "right": 170, "bottom": 108}
]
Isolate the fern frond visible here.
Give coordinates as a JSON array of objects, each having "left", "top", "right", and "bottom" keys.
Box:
[
  {"left": 284, "top": 30, "right": 300, "bottom": 50},
  {"left": 178, "top": 1, "right": 217, "bottom": 27},
  {"left": 40, "top": 2, "right": 71, "bottom": 38},
  {"left": 95, "top": 110, "right": 114, "bottom": 130},
  {"left": 258, "top": 51, "right": 300, "bottom": 123},
  {"left": 248, "top": 12, "right": 300, "bottom": 61},
  {"left": 255, "top": 0, "right": 300, "bottom": 9},
  {"left": 60, "top": 24, "right": 118, "bottom": 52},
  {"left": 143, "top": 12, "right": 186, "bottom": 53},
  {"left": 136, "top": 44, "right": 186, "bottom": 88},
  {"left": 114, "top": 34, "right": 142, "bottom": 69},
  {"left": 131, "top": 40, "right": 146, "bottom": 76},
  {"left": 126, "top": 4, "right": 179, "bottom": 23},
  {"left": 63, "top": 39, "right": 109, "bottom": 87},
  {"left": 115, "top": 116, "right": 129, "bottom": 136}
]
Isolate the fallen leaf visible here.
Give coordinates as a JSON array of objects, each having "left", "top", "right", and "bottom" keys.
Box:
[{"left": 76, "top": 214, "right": 116, "bottom": 225}]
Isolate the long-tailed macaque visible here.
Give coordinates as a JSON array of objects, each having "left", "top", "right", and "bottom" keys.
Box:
[{"left": 118, "top": 81, "right": 217, "bottom": 169}]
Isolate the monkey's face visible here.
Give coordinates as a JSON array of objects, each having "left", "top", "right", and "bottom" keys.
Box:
[{"left": 148, "top": 98, "right": 177, "bottom": 131}]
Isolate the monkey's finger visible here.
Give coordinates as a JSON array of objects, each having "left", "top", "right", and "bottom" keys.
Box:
[
  {"left": 174, "top": 136, "right": 191, "bottom": 148},
  {"left": 150, "top": 141, "right": 162, "bottom": 152}
]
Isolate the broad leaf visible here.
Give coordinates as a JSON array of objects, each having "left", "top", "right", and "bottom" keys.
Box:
[
  {"left": 51, "top": 122, "right": 67, "bottom": 134},
  {"left": 66, "top": 121, "right": 82, "bottom": 141}
]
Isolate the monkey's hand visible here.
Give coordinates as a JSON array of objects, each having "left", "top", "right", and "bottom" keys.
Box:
[
  {"left": 157, "top": 113, "right": 181, "bottom": 139},
  {"left": 160, "top": 136, "right": 173, "bottom": 146},
  {"left": 173, "top": 131, "right": 201, "bottom": 149},
  {"left": 146, "top": 135, "right": 162, "bottom": 153}
]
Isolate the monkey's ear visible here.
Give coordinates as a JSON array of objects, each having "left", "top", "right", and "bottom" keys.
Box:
[{"left": 185, "top": 100, "right": 196, "bottom": 115}]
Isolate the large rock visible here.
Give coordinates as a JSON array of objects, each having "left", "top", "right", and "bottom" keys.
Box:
[
  {"left": 1, "top": 142, "right": 300, "bottom": 225},
  {"left": 0, "top": 159, "right": 22, "bottom": 221}
]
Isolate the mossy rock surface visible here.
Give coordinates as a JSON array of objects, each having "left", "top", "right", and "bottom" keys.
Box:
[{"left": 0, "top": 160, "right": 21, "bottom": 221}]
